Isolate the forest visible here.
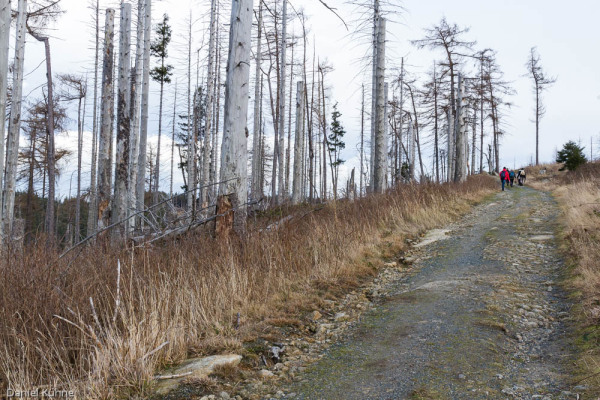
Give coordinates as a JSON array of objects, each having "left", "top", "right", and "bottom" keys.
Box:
[{"left": 0, "top": 0, "right": 570, "bottom": 398}]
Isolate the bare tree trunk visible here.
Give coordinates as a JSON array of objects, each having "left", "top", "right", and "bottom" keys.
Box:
[
  {"left": 42, "top": 39, "right": 56, "bottom": 237},
  {"left": 153, "top": 76, "right": 165, "bottom": 204},
  {"left": 128, "top": 0, "right": 144, "bottom": 230},
  {"left": 185, "top": 14, "right": 195, "bottom": 215},
  {"left": 471, "top": 107, "right": 476, "bottom": 175},
  {"left": 97, "top": 8, "right": 115, "bottom": 228},
  {"left": 292, "top": 80, "right": 305, "bottom": 204},
  {"left": 169, "top": 82, "right": 177, "bottom": 199},
  {"left": 218, "top": 0, "right": 253, "bottom": 233},
  {"left": 446, "top": 108, "right": 454, "bottom": 182},
  {"left": 373, "top": 18, "right": 386, "bottom": 193},
  {"left": 112, "top": 2, "right": 131, "bottom": 238},
  {"left": 87, "top": 0, "right": 100, "bottom": 237},
  {"left": 454, "top": 73, "right": 467, "bottom": 183},
  {"left": 75, "top": 95, "right": 83, "bottom": 240},
  {"left": 409, "top": 121, "right": 415, "bottom": 181},
  {"left": 285, "top": 45, "right": 294, "bottom": 196},
  {"left": 535, "top": 85, "right": 539, "bottom": 165},
  {"left": 370, "top": 0, "right": 380, "bottom": 190},
  {"left": 200, "top": 0, "right": 217, "bottom": 208},
  {"left": 0, "top": 0, "right": 10, "bottom": 241},
  {"left": 136, "top": 0, "right": 150, "bottom": 224},
  {"left": 277, "top": 0, "right": 287, "bottom": 203},
  {"left": 251, "top": 1, "right": 262, "bottom": 199},
  {"left": 433, "top": 63, "right": 439, "bottom": 183},
  {"left": 359, "top": 84, "right": 364, "bottom": 195},
  {"left": 383, "top": 82, "right": 389, "bottom": 186},
  {"left": 3, "top": 0, "right": 26, "bottom": 238}
]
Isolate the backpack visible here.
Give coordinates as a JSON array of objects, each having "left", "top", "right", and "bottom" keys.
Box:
[
  {"left": 500, "top": 171, "right": 506, "bottom": 180},
  {"left": 509, "top": 171, "right": 515, "bottom": 178}
]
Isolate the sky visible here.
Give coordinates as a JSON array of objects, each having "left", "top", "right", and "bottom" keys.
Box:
[{"left": 14, "top": 0, "right": 600, "bottom": 197}]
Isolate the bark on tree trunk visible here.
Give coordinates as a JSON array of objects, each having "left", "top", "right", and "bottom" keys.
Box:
[
  {"left": 3, "top": 0, "right": 26, "bottom": 238},
  {"left": 291, "top": 80, "right": 305, "bottom": 204},
  {"left": 87, "top": 0, "right": 100, "bottom": 238},
  {"left": 112, "top": 2, "right": 131, "bottom": 239},
  {"left": 218, "top": 0, "right": 253, "bottom": 233},
  {"left": 201, "top": 0, "right": 217, "bottom": 208},
  {"left": 277, "top": 0, "right": 287, "bottom": 203},
  {"left": 454, "top": 73, "right": 467, "bottom": 183},
  {"left": 128, "top": 0, "right": 144, "bottom": 231},
  {"left": 370, "top": 0, "right": 380, "bottom": 190},
  {"left": 97, "top": 8, "right": 115, "bottom": 229},
  {"left": 373, "top": 18, "right": 386, "bottom": 193},
  {"left": 359, "top": 84, "right": 364, "bottom": 195},
  {"left": 0, "top": 0, "right": 10, "bottom": 242},
  {"left": 251, "top": 1, "right": 262, "bottom": 199},
  {"left": 136, "top": 0, "right": 151, "bottom": 225}
]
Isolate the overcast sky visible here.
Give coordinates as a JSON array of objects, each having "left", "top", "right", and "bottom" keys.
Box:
[{"left": 16, "top": 0, "right": 600, "bottom": 196}]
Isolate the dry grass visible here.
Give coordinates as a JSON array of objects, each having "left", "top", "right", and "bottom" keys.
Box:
[
  {"left": 532, "top": 162, "right": 600, "bottom": 389},
  {"left": 0, "top": 176, "right": 496, "bottom": 399}
]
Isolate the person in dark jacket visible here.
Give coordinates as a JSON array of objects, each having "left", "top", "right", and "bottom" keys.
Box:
[{"left": 509, "top": 170, "right": 515, "bottom": 187}]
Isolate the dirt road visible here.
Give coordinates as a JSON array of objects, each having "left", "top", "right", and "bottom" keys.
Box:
[{"left": 287, "top": 187, "right": 583, "bottom": 399}]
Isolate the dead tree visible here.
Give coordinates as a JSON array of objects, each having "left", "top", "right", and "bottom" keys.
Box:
[
  {"left": 112, "top": 2, "right": 132, "bottom": 238},
  {"left": 97, "top": 8, "right": 115, "bottom": 228},
  {"left": 454, "top": 73, "right": 467, "bottom": 182},
  {"left": 0, "top": 0, "right": 10, "bottom": 241},
  {"left": 87, "top": 0, "right": 100, "bottom": 237},
  {"left": 412, "top": 18, "right": 475, "bottom": 181},
  {"left": 3, "top": 0, "right": 27, "bottom": 238},
  {"left": 26, "top": 0, "right": 63, "bottom": 238},
  {"left": 251, "top": 2, "right": 263, "bottom": 199},
  {"left": 135, "top": 0, "right": 151, "bottom": 225},
  {"left": 526, "top": 47, "right": 556, "bottom": 166},
  {"left": 217, "top": 0, "right": 253, "bottom": 233},
  {"left": 128, "top": 0, "right": 145, "bottom": 231},
  {"left": 291, "top": 80, "right": 305, "bottom": 204},
  {"left": 372, "top": 17, "right": 386, "bottom": 193},
  {"left": 201, "top": 0, "right": 217, "bottom": 208},
  {"left": 58, "top": 74, "right": 87, "bottom": 241}
]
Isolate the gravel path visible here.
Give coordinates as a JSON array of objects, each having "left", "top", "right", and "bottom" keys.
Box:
[{"left": 286, "top": 187, "right": 582, "bottom": 399}]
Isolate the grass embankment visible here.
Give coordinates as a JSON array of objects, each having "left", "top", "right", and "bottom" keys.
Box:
[
  {"left": 527, "top": 162, "right": 600, "bottom": 391},
  {"left": 0, "top": 176, "right": 496, "bottom": 399}
]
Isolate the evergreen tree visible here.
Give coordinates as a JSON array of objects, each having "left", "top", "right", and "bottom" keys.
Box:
[
  {"left": 556, "top": 141, "right": 587, "bottom": 171},
  {"left": 328, "top": 102, "right": 346, "bottom": 196},
  {"left": 150, "top": 13, "right": 174, "bottom": 203}
]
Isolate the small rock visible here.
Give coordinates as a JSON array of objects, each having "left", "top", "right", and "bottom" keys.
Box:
[
  {"left": 259, "top": 369, "right": 274, "bottom": 378},
  {"left": 273, "top": 362, "right": 285, "bottom": 371},
  {"left": 275, "top": 390, "right": 285, "bottom": 398},
  {"left": 311, "top": 311, "right": 322, "bottom": 321},
  {"left": 458, "top": 373, "right": 466, "bottom": 380},
  {"left": 334, "top": 312, "right": 349, "bottom": 321},
  {"left": 496, "top": 373, "right": 504, "bottom": 380},
  {"left": 573, "top": 385, "right": 588, "bottom": 391},
  {"left": 547, "top": 286, "right": 553, "bottom": 292},
  {"left": 219, "top": 392, "right": 230, "bottom": 400},
  {"left": 384, "top": 261, "right": 397, "bottom": 267}
]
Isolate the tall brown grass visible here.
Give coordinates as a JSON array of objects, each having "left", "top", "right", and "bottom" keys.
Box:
[
  {"left": 0, "top": 176, "right": 496, "bottom": 399},
  {"left": 529, "top": 162, "right": 600, "bottom": 388}
]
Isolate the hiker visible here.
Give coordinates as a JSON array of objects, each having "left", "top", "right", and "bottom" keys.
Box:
[
  {"left": 509, "top": 170, "right": 515, "bottom": 187},
  {"left": 500, "top": 167, "right": 510, "bottom": 191},
  {"left": 517, "top": 169, "right": 526, "bottom": 186}
]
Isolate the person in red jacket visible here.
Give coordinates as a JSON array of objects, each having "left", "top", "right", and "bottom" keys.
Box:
[{"left": 500, "top": 167, "right": 510, "bottom": 191}]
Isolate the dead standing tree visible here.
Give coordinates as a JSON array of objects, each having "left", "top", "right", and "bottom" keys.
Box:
[
  {"left": 526, "top": 47, "right": 556, "bottom": 166},
  {"left": 217, "top": 0, "right": 254, "bottom": 235},
  {"left": 112, "top": 2, "right": 132, "bottom": 239},
  {"left": 26, "top": 0, "right": 64, "bottom": 238},
  {"left": 0, "top": 0, "right": 10, "bottom": 242},
  {"left": 3, "top": 0, "right": 27, "bottom": 238},
  {"left": 97, "top": 8, "right": 115, "bottom": 229},
  {"left": 58, "top": 74, "right": 87, "bottom": 241},
  {"left": 411, "top": 17, "right": 475, "bottom": 182}
]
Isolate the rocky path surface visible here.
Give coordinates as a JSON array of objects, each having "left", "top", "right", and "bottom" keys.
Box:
[{"left": 282, "top": 187, "right": 582, "bottom": 399}]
